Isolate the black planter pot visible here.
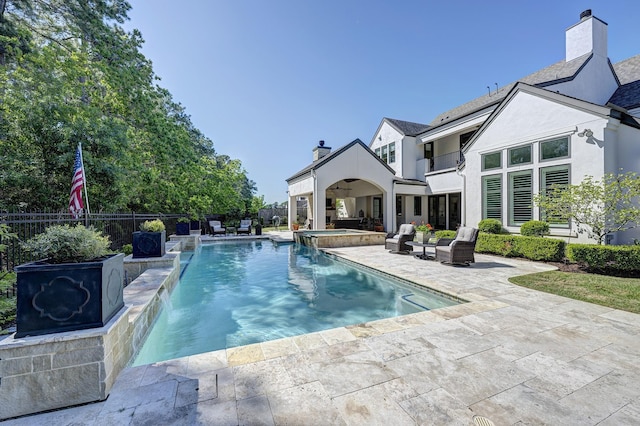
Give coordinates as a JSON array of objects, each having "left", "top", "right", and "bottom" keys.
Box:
[
  {"left": 15, "top": 253, "right": 125, "bottom": 338},
  {"left": 190, "top": 220, "right": 200, "bottom": 231},
  {"left": 132, "top": 230, "right": 166, "bottom": 258},
  {"left": 176, "top": 222, "right": 190, "bottom": 235},
  {"left": 255, "top": 224, "right": 262, "bottom": 236}
]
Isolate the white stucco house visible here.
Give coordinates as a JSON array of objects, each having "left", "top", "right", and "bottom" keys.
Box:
[{"left": 286, "top": 10, "right": 640, "bottom": 244}]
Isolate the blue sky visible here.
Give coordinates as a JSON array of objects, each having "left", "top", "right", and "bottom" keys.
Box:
[{"left": 125, "top": 1, "right": 640, "bottom": 204}]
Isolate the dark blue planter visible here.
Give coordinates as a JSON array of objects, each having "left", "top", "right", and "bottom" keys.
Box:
[
  {"left": 132, "top": 230, "right": 166, "bottom": 258},
  {"left": 190, "top": 220, "right": 200, "bottom": 231},
  {"left": 176, "top": 222, "right": 190, "bottom": 235},
  {"left": 15, "top": 253, "right": 125, "bottom": 338}
]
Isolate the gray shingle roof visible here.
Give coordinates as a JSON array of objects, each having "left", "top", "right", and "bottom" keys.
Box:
[
  {"left": 609, "top": 55, "right": 640, "bottom": 110},
  {"left": 384, "top": 118, "right": 430, "bottom": 136},
  {"left": 613, "top": 55, "right": 640, "bottom": 85},
  {"left": 429, "top": 53, "right": 593, "bottom": 127}
]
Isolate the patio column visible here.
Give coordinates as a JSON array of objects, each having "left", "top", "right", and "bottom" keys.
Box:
[
  {"left": 313, "top": 187, "right": 326, "bottom": 230},
  {"left": 288, "top": 194, "right": 296, "bottom": 230},
  {"left": 307, "top": 195, "right": 314, "bottom": 229}
]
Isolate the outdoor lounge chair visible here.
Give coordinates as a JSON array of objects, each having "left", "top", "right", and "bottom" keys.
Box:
[
  {"left": 237, "top": 219, "right": 252, "bottom": 235},
  {"left": 385, "top": 223, "right": 416, "bottom": 253},
  {"left": 435, "top": 226, "right": 478, "bottom": 265},
  {"left": 209, "top": 220, "right": 226, "bottom": 236}
]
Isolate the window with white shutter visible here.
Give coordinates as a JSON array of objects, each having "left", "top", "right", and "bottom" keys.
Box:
[
  {"left": 540, "top": 165, "right": 570, "bottom": 227},
  {"left": 509, "top": 170, "right": 533, "bottom": 225},
  {"left": 482, "top": 175, "right": 502, "bottom": 221}
]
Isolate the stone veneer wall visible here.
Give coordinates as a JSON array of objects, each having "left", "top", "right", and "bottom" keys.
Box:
[{"left": 0, "top": 247, "right": 181, "bottom": 420}]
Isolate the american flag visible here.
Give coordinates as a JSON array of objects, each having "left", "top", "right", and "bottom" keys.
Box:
[{"left": 69, "top": 145, "right": 85, "bottom": 218}]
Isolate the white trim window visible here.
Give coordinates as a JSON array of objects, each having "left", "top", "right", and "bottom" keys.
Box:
[
  {"left": 381, "top": 145, "right": 388, "bottom": 163},
  {"left": 540, "top": 165, "right": 570, "bottom": 227},
  {"left": 482, "top": 151, "right": 501, "bottom": 171},
  {"left": 508, "top": 144, "right": 532, "bottom": 167},
  {"left": 389, "top": 142, "right": 396, "bottom": 163},
  {"left": 508, "top": 170, "right": 533, "bottom": 225},
  {"left": 540, "top": 137, "right": 570, "bottom": 161},
  {"left": 482, "top": 174, "right": 502, "bottom": 221}
]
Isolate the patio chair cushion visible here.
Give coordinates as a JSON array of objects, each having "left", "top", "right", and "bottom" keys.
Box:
[
  {"left": 237, "top": 219, "right": 252, "bottom": 234},
  {"left": 209, "top": 220, "right": 226, "bottom": 234},
  {"left": 455, "top": 226, "right": 476, "bottom": 242}
]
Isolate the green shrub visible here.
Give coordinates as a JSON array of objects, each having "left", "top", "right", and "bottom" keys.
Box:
[
  {"left": 478, "top": 219, "right": 504, "bottom": 234},
  {"left": 475, "top": 234, "right": 565, "bottom": 261},
  {"left": 567, "top": 244, "right": 640, "bottom": 272},
  {"left": 140, "top": 219, "right": 165, "bottom": 232},
  {"left": 435, "top": 230, "right": 456, "bottom": 239},
  {"left": 122, "top": 244, "right": 133, "bottom": 255},
  {"left": 177, "top": 217, "right": 190, "bottom": 223},
  {"left": 22, "top": 224, "right": 112, "bottom": 264},
  {"left": 520, "top": 220, "right": 549, "bottom": 237}
]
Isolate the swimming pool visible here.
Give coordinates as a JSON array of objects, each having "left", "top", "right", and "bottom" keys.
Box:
[{"left": 132, "top": 240, "right": 460, "bottom": 366}]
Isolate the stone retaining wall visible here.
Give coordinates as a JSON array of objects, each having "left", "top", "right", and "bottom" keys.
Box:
[{"left": 0, "top": 246, "right": 181, "bottom": 420}]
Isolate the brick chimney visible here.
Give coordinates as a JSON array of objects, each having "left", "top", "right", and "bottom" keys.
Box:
[
  {"left": 566, "top": 9, "right": 608, "bottom": 62},
  {"left": 313, "top": 140, "right": 331, "bottom": 161}
]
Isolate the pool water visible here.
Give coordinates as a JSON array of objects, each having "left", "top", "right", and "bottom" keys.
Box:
[{"left": 132, "top": 241, "right": 459, "bottom": 366}]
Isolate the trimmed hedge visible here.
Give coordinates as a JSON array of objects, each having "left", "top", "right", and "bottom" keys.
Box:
[
  {"left": 475, "top": 233, "right": 565, "bottom": 261},
  {"left": 567, "top": 244, "right": 640, "bottom": 272},
  {"left": 477, "top": 219, "right": 503, "bottom": 234},
  {"left": 520, "top": 220, "right": 549, "bottom": 237},
  {"left": 435, "top": 230, "right": 456, "bottom": 239}
]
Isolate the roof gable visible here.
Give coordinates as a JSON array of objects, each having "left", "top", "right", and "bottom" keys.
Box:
[
  {"left": 286, "top": 138, "right": 396, "bottom": 182},
  {"left": 461, "top": 82, "right": 612, "bottom": 154}
]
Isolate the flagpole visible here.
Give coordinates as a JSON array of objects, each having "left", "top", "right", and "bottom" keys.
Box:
[{"left": 78, "top": 142, "right": 91, "bottom": 224}]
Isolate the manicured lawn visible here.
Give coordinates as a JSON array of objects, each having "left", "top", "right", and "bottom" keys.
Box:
[
  {"left": 0, "top": 272, "right": 17, "bottom": 334},
  {"left": 509, "top": 270, "right": 640, "bottom": 314}
]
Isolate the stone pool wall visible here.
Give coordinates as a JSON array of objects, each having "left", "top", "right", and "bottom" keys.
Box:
[
  {"left": 295, "top": 230, "right": 386, "bottom": 249},
  {"left": 0, "top": 246, "right": 181, "bottom": 420}
]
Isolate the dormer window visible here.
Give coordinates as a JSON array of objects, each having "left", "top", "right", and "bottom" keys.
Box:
[
  {"left": 389, "top": 143, "right": 396, "bottom": 163},
  {"left": 381, "top": 145, "right": 388, "bottom": 163}
]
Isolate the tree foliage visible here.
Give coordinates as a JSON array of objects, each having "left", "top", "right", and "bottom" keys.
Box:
[
  {"left": 0, "top": 0, "right": 254, "bottom": 213},
  {"left": 534, "top": 172, "right": 640, "bottom": 244}
]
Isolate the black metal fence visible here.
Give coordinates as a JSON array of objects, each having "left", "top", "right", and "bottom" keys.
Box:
[{"left": 0, "top": 211, "right": 183, "bottom": 272}]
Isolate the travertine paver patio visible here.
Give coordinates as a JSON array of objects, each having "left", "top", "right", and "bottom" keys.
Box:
[{"left": 4, "top": 243, "right": 640, "bottom": 425}]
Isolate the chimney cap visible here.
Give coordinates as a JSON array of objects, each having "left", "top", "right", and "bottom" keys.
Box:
[
  {"left": 319, "top": 140, "right": 325, "bottom": 147},
  {"left": 580, "top": 9, "right": 592, "bottom": 20}
]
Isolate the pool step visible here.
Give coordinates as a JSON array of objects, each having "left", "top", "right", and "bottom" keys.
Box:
[{"left": 401, "top": 293, "right": 432, "bottom": 311}]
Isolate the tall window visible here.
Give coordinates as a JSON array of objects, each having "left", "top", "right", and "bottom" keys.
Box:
[
  {"left": 508, "top": 170, "right": 533, "bottom": 225},
  {"left": 381, "top": 146, "right": 388, "bottom": 163},
  {"left": 375, "top": 147, "right": 381, "bottom": 157},
  {"left": 414, "top": 196, "right": 422, "bottom": 216},
  {"left": 482, "top": 175, "right": 502, "bottom": 220},
  {"left": 540, "top": 165, "right": 570, "bottom": 226},
  {"left": 389, "top": 142, "right": 396, "bottom": 163}
]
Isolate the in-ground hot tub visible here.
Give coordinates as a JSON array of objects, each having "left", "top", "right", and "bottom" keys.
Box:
[{"left": 295, "top": 229, "right": 386, "bottom": 248}]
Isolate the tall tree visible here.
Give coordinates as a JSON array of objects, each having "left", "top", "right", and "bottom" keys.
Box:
[{"left": 0, "top": 0, "right": 255, "bottom": 213}]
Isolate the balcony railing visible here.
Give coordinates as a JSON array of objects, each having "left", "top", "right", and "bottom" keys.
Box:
[{"left": 427, "top": 150, "right": 462, "bottom": 173}]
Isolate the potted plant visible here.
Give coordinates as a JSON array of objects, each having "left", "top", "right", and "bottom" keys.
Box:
[
  {"left": 254, "top": 218, "right": 263, "bottom": 236},
  {"left": 16, "top": 224, "right": 124, "bottom": 337},
  {"left": 414, "top": 223, "right": 434, "bottom": 243},
  {"left": 133, "top": 219, "right": 166, "bottom": 258},
  {"left": 176, "top": 217, "right": 190, "bottom": 236}
]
